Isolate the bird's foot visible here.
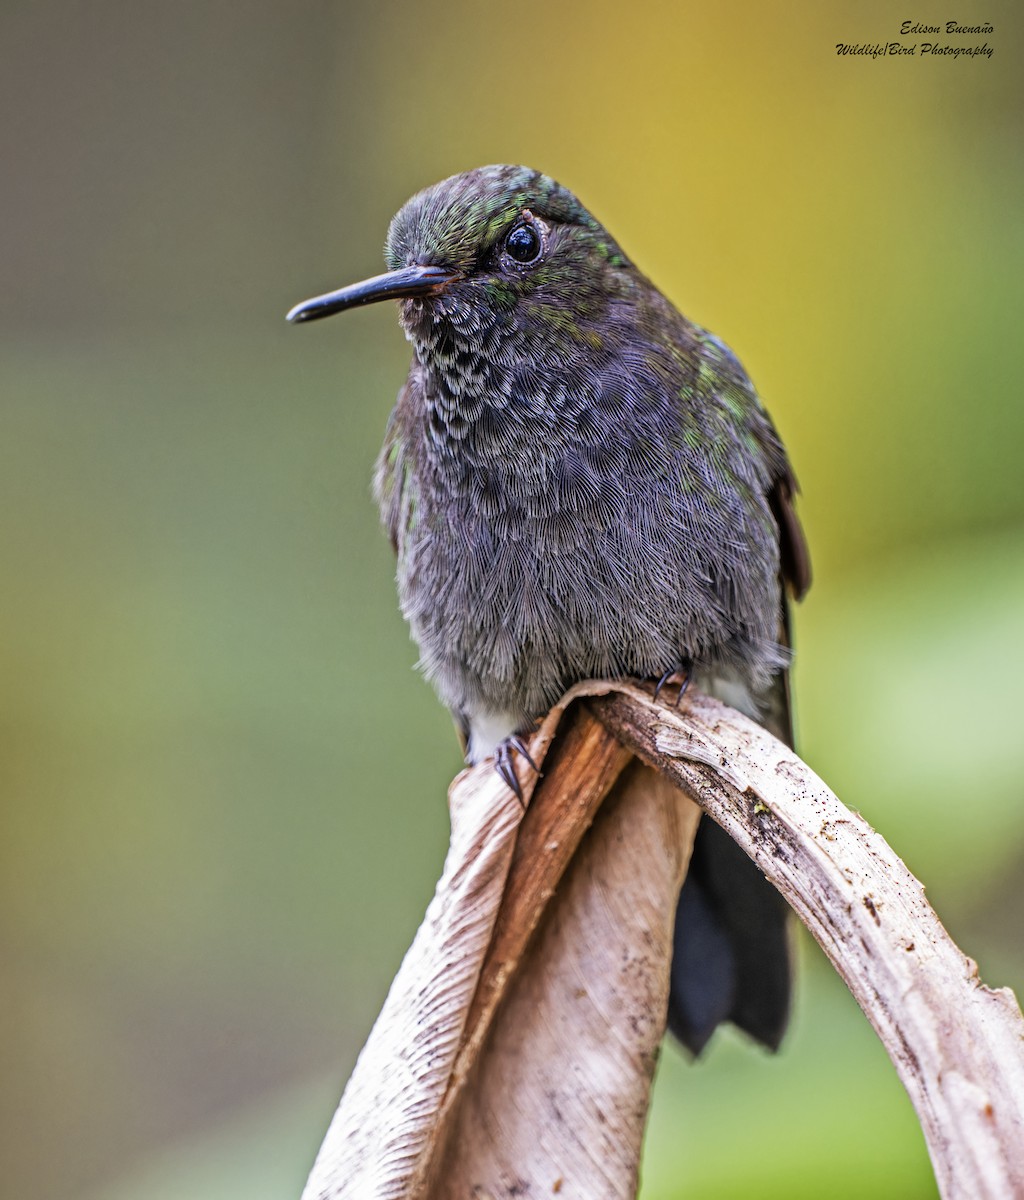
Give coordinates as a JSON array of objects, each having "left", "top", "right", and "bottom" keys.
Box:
[
  {"left": 652, "top": 658, "right": 694, "bottom": 708},
  {"left": 494, "top": 734, "right": 540, "bottom": 806}
]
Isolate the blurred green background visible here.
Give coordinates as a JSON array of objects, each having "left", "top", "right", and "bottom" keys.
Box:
[{"left": 2, "top": 2, "right": 1022, "bottom": 1197}]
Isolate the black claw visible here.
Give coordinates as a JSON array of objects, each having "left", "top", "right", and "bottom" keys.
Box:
[
  {"left": 495, "top": 751, "right": 523, "bottom": 803},
  {"left": 675, "top": 657, "right": 694, "bottom": 708},
  {"left": 494, "top": 735, "right": 539, "bottom": 806},
  {"left": 508, "top": 735, "right": 539, "bottom": 773},
  {"left": 653, "top": 658, "right": 694, "bottom": 707},
  {"left": 653, "top": 667, "right": 675, "bottom": 702}
]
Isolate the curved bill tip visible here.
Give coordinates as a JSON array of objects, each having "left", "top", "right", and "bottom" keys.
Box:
[{"left": 286, "top": 263, "right": 459, "bottom": 324}]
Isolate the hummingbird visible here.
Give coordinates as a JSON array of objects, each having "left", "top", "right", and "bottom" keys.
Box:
[{"left": 287, "top": 164, "right": 810, "bottom": 1056}]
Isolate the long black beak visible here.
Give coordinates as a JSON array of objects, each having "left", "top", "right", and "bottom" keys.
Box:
[{"left": 286, "top": 264, "right": 459, "bottom": 324}]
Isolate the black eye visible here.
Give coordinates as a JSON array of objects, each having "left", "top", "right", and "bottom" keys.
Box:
[{"left": 504, "top": 222, "right": 542, "bottom": 266}]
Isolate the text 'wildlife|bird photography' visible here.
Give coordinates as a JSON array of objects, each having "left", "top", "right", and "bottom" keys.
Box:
[{"left": 836, "top": 18, "right": 995, "bottom": 59}]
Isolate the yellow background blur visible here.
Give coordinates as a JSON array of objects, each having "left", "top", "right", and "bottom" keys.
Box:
[{"left": 2, "top": 3, "right": 1022, "bottom": 1198}]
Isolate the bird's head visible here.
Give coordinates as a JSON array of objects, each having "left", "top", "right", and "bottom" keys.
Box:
[{"left": 287, "top": 165, "right": 635, "bottom": 362}]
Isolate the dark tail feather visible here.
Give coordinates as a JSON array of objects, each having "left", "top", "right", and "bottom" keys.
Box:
[
  {"left": 666, "top": 817, "right": 792, "bottom": 1056},
  {"left": 665, "top": 610, "right": 800, "bottom": 1055}
]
